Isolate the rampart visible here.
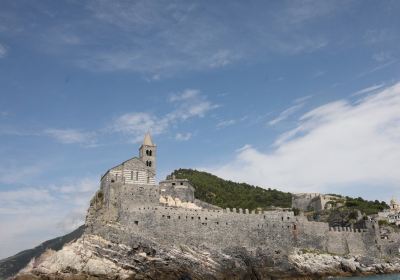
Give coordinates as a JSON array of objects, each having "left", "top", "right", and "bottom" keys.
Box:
[{"left": 87, "top": 180, "right": 398, "bottom": 259}]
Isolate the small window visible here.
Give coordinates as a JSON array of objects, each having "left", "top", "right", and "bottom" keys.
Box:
[
  {"left": 134, "top": 221, "right": 138, "bottom": 225},
  {"left": 131, "top": 171, "right": 134, "bottom": 180},
  {"left": 180, "top": 182, "right": 183, "bottom": 185},
  {"left": 147, "top": 176, "right": 150, "bottom": 184},
  {"left": 136, "top": 171, "right": 139, "bottom": 181},
  {"left": 172, "top": 183, "right": 176, "bottom": 186}
]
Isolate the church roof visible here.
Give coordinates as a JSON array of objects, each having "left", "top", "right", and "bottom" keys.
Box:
[{"left": 143, "top": 132, "right": 154, "bottom": 146}]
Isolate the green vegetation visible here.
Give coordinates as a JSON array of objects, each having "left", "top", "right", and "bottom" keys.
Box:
[
  {"left": 344, "top": 197, "right": 389, "bottom": 215},
  {"left": 170, "top": 169, "right": 389, "bottom": 216},
  {"left": 171, "top": 169, "right": 292, "bottom": 210},
  {"left": 379, "top": 219, "right": 390, "bottom": 226}
]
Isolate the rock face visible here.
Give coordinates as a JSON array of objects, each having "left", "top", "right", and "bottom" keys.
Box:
[
  {"left": 0, "top": 226, "right": 84, "bottom": 280},
  {"left": 13, "top": 231, "right": 400, "bottom": 280}
]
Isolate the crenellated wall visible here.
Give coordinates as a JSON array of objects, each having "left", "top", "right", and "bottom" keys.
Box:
[{"left": 87, "top": 180, "right": 400, "bottom": 260}]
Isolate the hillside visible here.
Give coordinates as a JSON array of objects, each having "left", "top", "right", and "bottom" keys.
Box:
[
  {"left": 0, "top": 226, "right": 84, "bottom": 280},
  {"left": 171, "top": 169, "right": 292, "bottom": 210}
]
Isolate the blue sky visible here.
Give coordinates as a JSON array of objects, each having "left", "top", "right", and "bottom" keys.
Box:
[{"left": 1, "top": 0, "right": 400, "bottom": 258}]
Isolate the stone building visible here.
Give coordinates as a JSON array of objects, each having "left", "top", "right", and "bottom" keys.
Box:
[
  {"left": 86, "top": 133, "right": 400, "bottom": 260},
  {"left": 292, "top": 193, "right": 343, "bottom": 212},
  {"left": 377, "top": 197, "right": 400, "bottom": 227}
]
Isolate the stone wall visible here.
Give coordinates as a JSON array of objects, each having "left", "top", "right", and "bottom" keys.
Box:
[{"left": 86, "top": 181, "right": 400, "bottom": 261}]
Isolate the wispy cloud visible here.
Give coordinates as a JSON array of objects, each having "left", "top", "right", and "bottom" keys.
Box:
[
  {"left": 352, "top": 83, "right": 385, "bottom": 96},
  {"left": 357, "top": 59, "right": 398, "bottom": 78},
  {"left": 175, "top": 132, "right": 192, "bottom": 141},
  {"left": 217, "top": 119, "right": 236, "bottom": 129},
  {"left": 0, "top": 43, "right": 7, "bottom": 58},
  {"left": 268, "top": 103, "right": 305, "bottom": 126},
  {"left": 0, "top": 163, "right": 45, "bottom": 184},
  {"left": 1, "top": 1, "right": 350, "bottom": 76},
  {"left": 112, "top": 89, "right": 218, "bottom": 142},
  {"left": 0, "top": 177, "right": 98, "bottom": 258},
  {"left": 44, "top": 128, "right": 97, "bottom": 146},
  {"left": 372, "top": 51, "right": 392, "bottom": 62},
  {"left": 207, "top": 83, "right": 400, "bottom": 200}
]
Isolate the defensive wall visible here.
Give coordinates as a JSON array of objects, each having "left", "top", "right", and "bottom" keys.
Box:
[{"left": 88, "top": 181, "right": 397, "bottom": 258}]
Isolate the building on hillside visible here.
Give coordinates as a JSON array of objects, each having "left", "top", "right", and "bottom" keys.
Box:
[
  {"left": 377, "top": 197, "right": 400, "bottom": 226},
  {"left": 292, "top": 193, "right": 343, "bottom": 212}
]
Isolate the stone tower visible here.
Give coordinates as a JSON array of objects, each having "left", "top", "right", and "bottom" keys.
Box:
[{"left": 139, "top": 132, "right": 156, "bottom": 175}]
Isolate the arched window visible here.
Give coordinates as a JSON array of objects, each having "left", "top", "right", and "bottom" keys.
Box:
[
  {"left": 148, "top": 161, "right": 152, "bottom": 167},
  {"left": 146, "top": 150, "right": 149, "bottom": 156},
  {"left": 136, "top": 171, "right": 139, "bottom": 181},
  {"left": 147, "top": 176, "right": 150, "bottom": 184},
  {"left": 149, "top": 150, "right": 152, "bottom": 156},
  {"left": 130, "top": 171, "right": 134, "bottom": 180}
]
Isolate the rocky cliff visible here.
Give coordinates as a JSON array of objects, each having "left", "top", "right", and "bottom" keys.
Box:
[
  {"left": 5, "top": 167, "right": 400, "bottom": 280},
  {"left": 11, "top": 229, "right": 400, "bottom": 280}
]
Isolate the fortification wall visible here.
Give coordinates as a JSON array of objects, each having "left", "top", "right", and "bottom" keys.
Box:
[
  {"left": 92, "top": 204, "right": 381, "bottom": 257},
  {"left": 88, "top": 183, "right": 397, "bottom": 259}
]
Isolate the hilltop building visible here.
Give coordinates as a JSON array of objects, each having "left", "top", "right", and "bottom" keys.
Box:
[
  {"left": 377, "top": 197, "right": 400, "bottom": 227},
  {"left": 86, "top": 133, "right": 400, "bottom": 260}
]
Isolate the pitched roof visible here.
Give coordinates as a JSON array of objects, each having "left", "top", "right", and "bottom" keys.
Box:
[{"left": 143, "top": 132, "right": 154, "bottom": 146}]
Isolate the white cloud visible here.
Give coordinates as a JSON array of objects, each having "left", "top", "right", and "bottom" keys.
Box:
[
  {"left": 268, "top": 103, "right": 305, "bottom": 126},
  {"left": 0, "top": 43, "right": 7, "bottom": 58},
  {"left": 175, "top": 132, "right": 192, "bottom": 141},
  {"left": 112, "top": 89, "right": 218, "bottom": 142},
  {"left": 0, "top": 163, "right": 45, "bottom": 184},
  {"left": 357, "top": 59, "right": 398, "bottom": 78},
  {"left": 206, "top": 83, "right": 400, "bottom": 200},
  {"left": 372, "top": 51, "right": 392, "bottom": 62},
  {"left": 0, "top": 177, "right": 98, "bottom": 259},
  {"left": 24, "top": 1, "right": 347, "bottom": 75},
  {"left": 112, "top": 112, "right": 166, "bottom": 143},
  {"left": 352, "top": 83, "right": 385, "bottom": 96},
  {"left": 209, "top": 49, "right": 234, "bottom": 68},
  {"left": 169, "top": 89, "right": 200, "bottom": 102},
  {"left": 45, "top": 128, "right": 96, "bottom": 146},
  {"left": 217, "top": 119, "right": 236, "bottom": 129}
]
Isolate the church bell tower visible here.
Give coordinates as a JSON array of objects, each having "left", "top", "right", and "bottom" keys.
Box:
[{"left": 139, "top": 133, "right": 156, "bottom": 175}]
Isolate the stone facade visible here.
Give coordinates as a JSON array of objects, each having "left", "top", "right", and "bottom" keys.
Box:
[
  {"left": 87, "top": 134, "right": 400, "bottom": 261},
  {"left": 292, "top": 193, "right": 343, "bottom": 212},
  {"left": 377, "top": 197, "right": 400, "bottom": 226}
]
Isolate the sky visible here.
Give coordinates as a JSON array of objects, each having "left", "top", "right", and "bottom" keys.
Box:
[{"left": 1, "top": 0, "right": 400, "bottom": 258}]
